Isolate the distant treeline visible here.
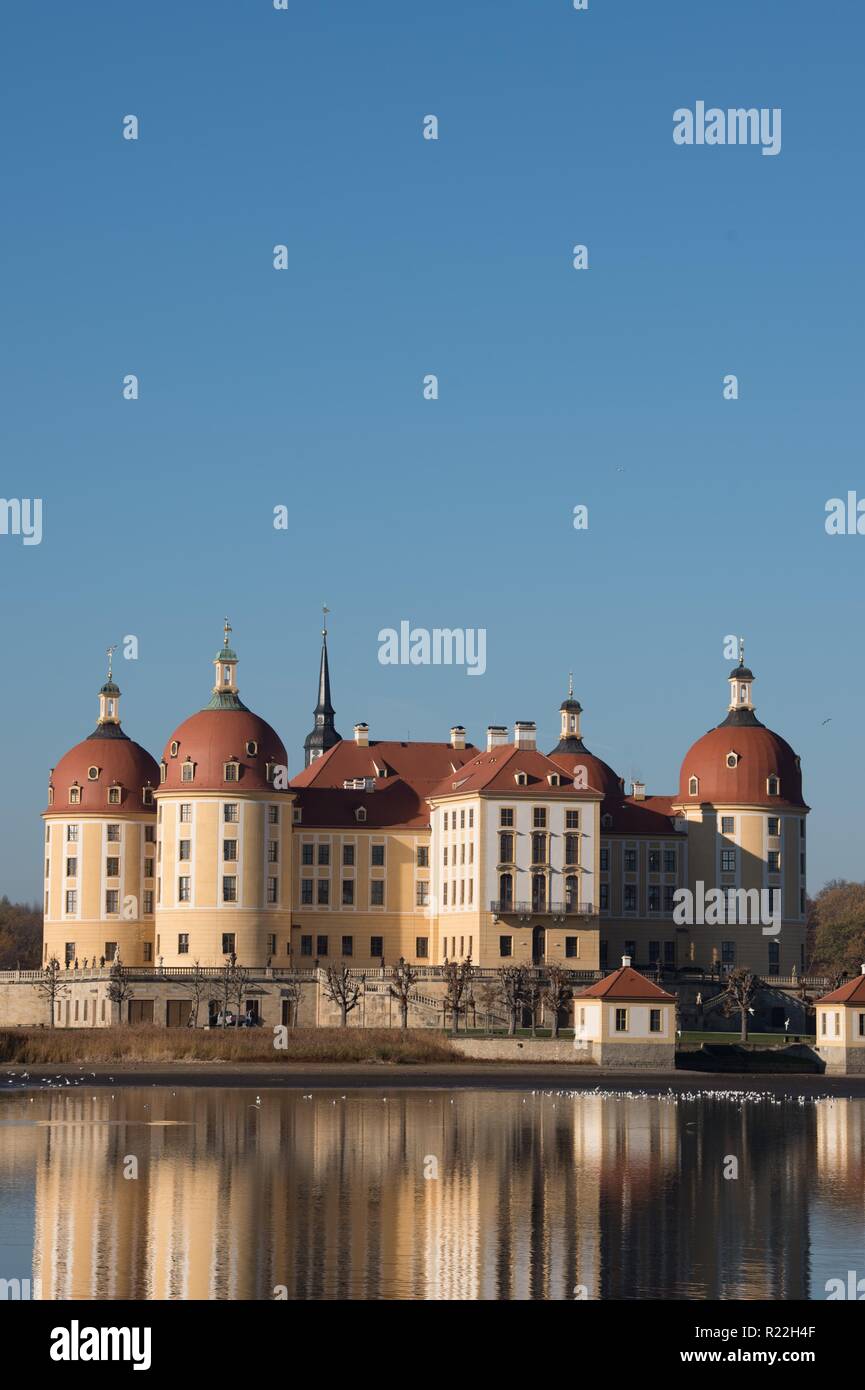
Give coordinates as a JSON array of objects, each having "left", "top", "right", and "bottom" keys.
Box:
[
  {"left": 808, "top": 880, "right": 865, "bottom": 976},
  {"left": 0, "top": 897, "right": 41, "bottom": 969}
]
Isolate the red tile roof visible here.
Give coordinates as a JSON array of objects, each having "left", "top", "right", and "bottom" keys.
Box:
[
  {"left": 291, "top": 740, "right": 478, "bottom": 829},
  {"left": 604, "top": 795, "right": 684, "bottom": 835},
  {"left": 816, "top": 974, "right": 865, "bottom": 1006},
  {"left": 427, "top": 745, "right": 605, "bottom": 799},
  {"left": 577, "top": 965, "right": 676, "bottom": 1003}
]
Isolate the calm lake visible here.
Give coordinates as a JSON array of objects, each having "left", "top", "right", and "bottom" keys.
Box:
[{"left": 0, "top": 1086, "right": 863, "bottom": 1300}]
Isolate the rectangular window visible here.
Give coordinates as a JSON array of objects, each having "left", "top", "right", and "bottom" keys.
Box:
[
  {"left": 223, "top": 839, "right": 238, "bottom": 862},
  {"left": 624, "top": 849, "right": 637, "bottom": 872},
  {"left": 103, "top": 941, "right": 117, "bottom": 962},
  {"left": 143, "top": 890, "right": 153, "bottom": 915},
  {"left": 416, "top": 936, "right": 428, "bottom": 959},
  {"left": 663, "top": 849, "right": 676, "bottom": 873},
  {"left": 768, "top": 816, "right": 780, "bottom": 835},
  {"left": 267, "top": 933, "right": 277, "bottom": 956},
  {"left": 342, "top": 879, "right": 354, "bottom": 906},
  {"left": 443, "top": 883, "right": 448, "bottom": 906},
  {"left": 317, "top": 935, "right": 328, "bottom": 958},
  {"left": 499, "top": 832, "right": 514, "bottom": 863},
  {"left": 224, "top": 763, "right": 238, "bottom": 782},
  {"left": 469, "top": 810, "right": 474, "bottom": 828},
  {"left": 768, "top": 851, "right": 780, "bottom": 872},
  {"left": 443, "top": 846, "right": 448, "bottom": 866},
  {"left": 300, "top": 935, "right": 313, "bottom": 957},
  {"left": 105, "top": 890, "right": 119, "bottom": 913},
  {"left": 222, "top": 876, "right": 237, "bottom": 903},
  {"left": 565, "top": 835, "right": 579, "bottom": 865},
  {"left": 268, "top": 805, "right": 279, "bottom": 824},
  {"left": 370, "top": 935, "right": 384, "bottom": 958},
  {"left": 178, "top": 840, "right": 190, "bottom": 861},
  {"left": 342, "top": 936, "right": 353, "bottom": 957},
  {"left": 664, "top": 941, "right": 675, "bottom": 964},
  {"left": 223, "top": 804, "right": 238, "bottom": 823},
  {"left": 600, "top": 847, "right": 609, "bottom": 872},
  {"left": 649, "top": 941, "right": 660, "bottom": 962},
  {"left": 302, "top": 843, "right": 314, "bottom": 865},
  {"left": 222, "top": 933, "right": 236, "bottom": 956},
  {"left": 370, "top": 880, "right": 384, "bottom": 907},
  {"left": 144, "top": 858, "right": 154, "bottom": 878},
  {"left": 416, "top": 882, "right": 429, "bottom": 907},
  {"left": 664, "top": 885, "right": 676, "bottom": 912},
  {"left": 267, "top": 877, "right": 278, "bottom": 904},
  {"left": 66, "top": 857, "right": 77, "bottom": 877},
  {"left": 301, "top": 879, "right": 313, "bottom": 905},
  {"left": 648, "top": 850, "right": 660, "bottom": 873},
  {"left": 565, "top": 810, "right": 580, "bottom": 829},
  {"left": 565, "top": 936, "right": 578, "bottom": 958},
  {"left": 106, "top": 824, "right": 120, "bottom": 842},
  {"left": 318, "top": 844, "right": 330, "bottom": 866},
  {"left": 417, "top": 846, "right": 429, "bottom": 867},
  {"left": 267, "top": 840, "right": 278, "bottom": 863},
  {"left": 145, "top": 825, "right": 155, "bottom": 843},
  {"left": 624, "top": 885, "right": 637, "bottom": 911},
  {"left": 859, "top": 1014, "right": 865, "bottom": 1038},
  {"left": 317, "top": 879, "right": 330, "bottom": 906},
  {"left": 721, "top": 816, "right": 735, "bottom": 834},
  {"left": 499, "top": 935, "right": 513, "bottom": 958},
  {"left": 67, "top": 824, "right": 79, "bottom": 842},
  {"left": 721, "top": 941, "right": 735, "bottom": 965},
  {"left": 178, "top": 933, "right": 189, "bottom": 954},
  {"left": 500, "top": 808, "right": 514, "bottom": 827},
  {"left": 615, "top": 1008, "right": 628, "bottom": 1032},
  {"left": 342, "top": 843, "right": 355, "bottom": 866},
  {"left": 460, "top": 810, "right": 465, "bottom": 829},
  {"left": 371, "top": 844, "right": 385, "bottom": 867},
  {"left": 649, "top": 1009, "right": 662, "bottom": 1033},
  {"left": 533, "top": 807, "right": 547, "bottom": 829},
  {"left": 648, "top": 886, "right": 660, "bottom": 912},
  {"left": 721, "top": 848, "right": 736, "bottom": 872},
  {"left": 178, "top": 876, "right": 191, "bottom": 902},
  {"left": 143, "top": 940, "right": 153, "bottom": 960},
  {"left": 181, "top": 804, "right": 193, "bottom": 822},
  {"left": 599, "top": 883, "right": 609, "bottom": 910}
]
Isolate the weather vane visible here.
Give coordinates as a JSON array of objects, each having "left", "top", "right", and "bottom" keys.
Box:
[
  {"left": 568, "top": 671, "right": 574, "bottom": 698},
  {"left": 223, "top": 617, "right": 232, "bottom": 648},
  {"left": 106, "top": 644, "right": 117, "bottom": 680},
  {"left": 322, "top": 603, "right": 329, "bottom": 638}
]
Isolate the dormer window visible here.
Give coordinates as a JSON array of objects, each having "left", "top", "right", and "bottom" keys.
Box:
[
  {"left": 48, "top": 786, "right": 54, "bottom": 806},
  {"left": 547, "top": 773, "right": 562, "bottom": 787},
  {"left": 767, "top": 775, "right": 780, "bottom": 796},
  {"left": 170, "top": 741, "right": 179, "bottom": 757},
  {"left": 224, "top": 762, "right": 239, "bottom": 783},
  {"left": 69, "top": 786, "right": 81, "bottom": 804},
  {"left": 688, "top": 776, "right": 699, "bottom": 796},
  {"left": 726, "top": 752, "right": 739, "bottom": 769},
  {"left": 514, "top": 771, "right": 528, "bottom": 786},
  {"left": 87, "top": 766, "right": 99, "bottom": 781},
  {"left": 293, "top": 808, "right": 302, "bottom": 823},
  {"left": 355, "top": 807, "right": 367, "bottom": 823},
  {"left": 181, "top": 761, "right": 195, "bottom": 783},
  {"left": 246, "top": 740, "right": 258, "bottom": 757},
  {"left": 601, "top": 813, "right": 613, "bottom": 829},
  {"left": 160, "top": 762, "right": 167, "bottom": 783},
  {"left": 142, "top": 787, "right": 154, "bottom": 807},
  {"left": 108, "top": 786, "right": 122, "bottom": 804}
]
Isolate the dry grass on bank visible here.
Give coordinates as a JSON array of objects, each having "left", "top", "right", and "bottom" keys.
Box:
[{"left": 0, "top": 1026, "right": 461, "bottom": 1066}]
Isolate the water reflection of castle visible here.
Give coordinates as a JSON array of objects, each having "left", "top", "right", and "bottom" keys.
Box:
[{"left": 19, "top": 1091, "right": 865, "bottom": 1300}]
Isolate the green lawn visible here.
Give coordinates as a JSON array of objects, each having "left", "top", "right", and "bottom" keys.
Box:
[{"left": 678, "top": 1030, "right": 815, "bottom": 1047}]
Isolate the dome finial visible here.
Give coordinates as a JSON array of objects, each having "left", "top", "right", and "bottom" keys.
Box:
[
  {"left": 106, "top": 643, "right": 117, "bottom": 681},
  {"left": 739, "top": 637, "right": 745, "bottom": 667},
  {"left": 568, "top": 671, "right": 574, "bottom": 698},
  {"left": 223, "top": 617, "right": 232, "bottom": 649},
  {"left": 322, "top": 602, "right": 329, "bottom": 639}
]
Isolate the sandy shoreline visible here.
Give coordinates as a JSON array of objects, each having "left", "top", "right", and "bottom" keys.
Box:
[{"left": 2, "top": 1061, "right": 864, "bottom": 1097}]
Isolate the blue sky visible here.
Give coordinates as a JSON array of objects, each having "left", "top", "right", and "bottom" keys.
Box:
[{"left": 1, "top": 0, "right": 862, "bottom": 900}]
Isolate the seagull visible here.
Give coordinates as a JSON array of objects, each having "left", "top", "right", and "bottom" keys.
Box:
[{"left": 821, "top": 718, "right": 832, "bottom": 725}]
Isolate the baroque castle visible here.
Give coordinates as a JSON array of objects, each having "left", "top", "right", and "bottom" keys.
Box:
[{"left": 40, "top": 621, "right": 809, "bottom": 980}]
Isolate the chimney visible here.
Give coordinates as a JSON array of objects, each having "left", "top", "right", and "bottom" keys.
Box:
[
  {"left": 486, "top": 725, "right": 508, "bottom": 751},
  {"left": 450, "top": 725, "right": 466, "bottom": 750},
  {"left": 631, "top": 780, "right": 646, "bottom": 801},
  {"left": 514, "top": 721, "right": 536, "bottom": 751},
  {"left": 354, "top": 722, "right": 369, "bottom": 747},
  {"left": 622, "top": 955, "right": 632, "bottom": 968}
]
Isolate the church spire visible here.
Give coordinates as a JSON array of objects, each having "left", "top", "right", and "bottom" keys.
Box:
[{"left": 304, "top": 606, "right": 342, "bottom": 767}]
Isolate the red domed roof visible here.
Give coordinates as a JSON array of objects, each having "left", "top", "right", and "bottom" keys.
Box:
[
  {"left": 677, "top": 722, "right": 806, "bottom": 809},
  {"left": 48, "top": 732, "right": 159, "bottom": 815},
  {"left": 547, "top": 748, "right": 622, "bottom": 801},
  {"left": 161, "top": 709, "right": 288, "bottom": 793}
]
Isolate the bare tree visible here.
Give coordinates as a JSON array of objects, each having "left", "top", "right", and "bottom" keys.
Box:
[
  {"left": 230, "top": 963, "right": 252, "bottom": 1021},
  {"left": 35, "top": 956, "right": 68, "bottom": 1029},
  {"left": 281, "top": 976, "right": 303, "bottom": 1028},
  {"left": 106, "top": 961, "right": 135, "bottom": 1025},
  {"left": 542, "top": 966, "right": 573, "bottom": 1040},
  {"left": 388, "top": 957, "right": 418, "bottom": 1029},
  {"left": 442, "top": 956, "right": 474, "bottom": 1036},
  {"left": 322, "top": 964, "right": 364, "bottom": 1026},
  {"left": 184, "top": 960, "right": 211, "bottom": 1028},
  {"left": 722, "top": 967, "right": 761, "bottom": 1043},
  {"left": 525, "top": 976, "right": 542, "bottom": 1038},
  {"left": 495, "top": 966, "right": 529, "bottom": 1036}
]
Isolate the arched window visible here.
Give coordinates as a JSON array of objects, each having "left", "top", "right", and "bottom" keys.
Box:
[
  {"left": 767, "top": 775, "right": 780, "bottom": 796},
  {"left": 499, "top": 873, "right": 513, "bottom": 909},
  {"left": 688, "top": 776, "right": 699, "bottom": 796}
]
